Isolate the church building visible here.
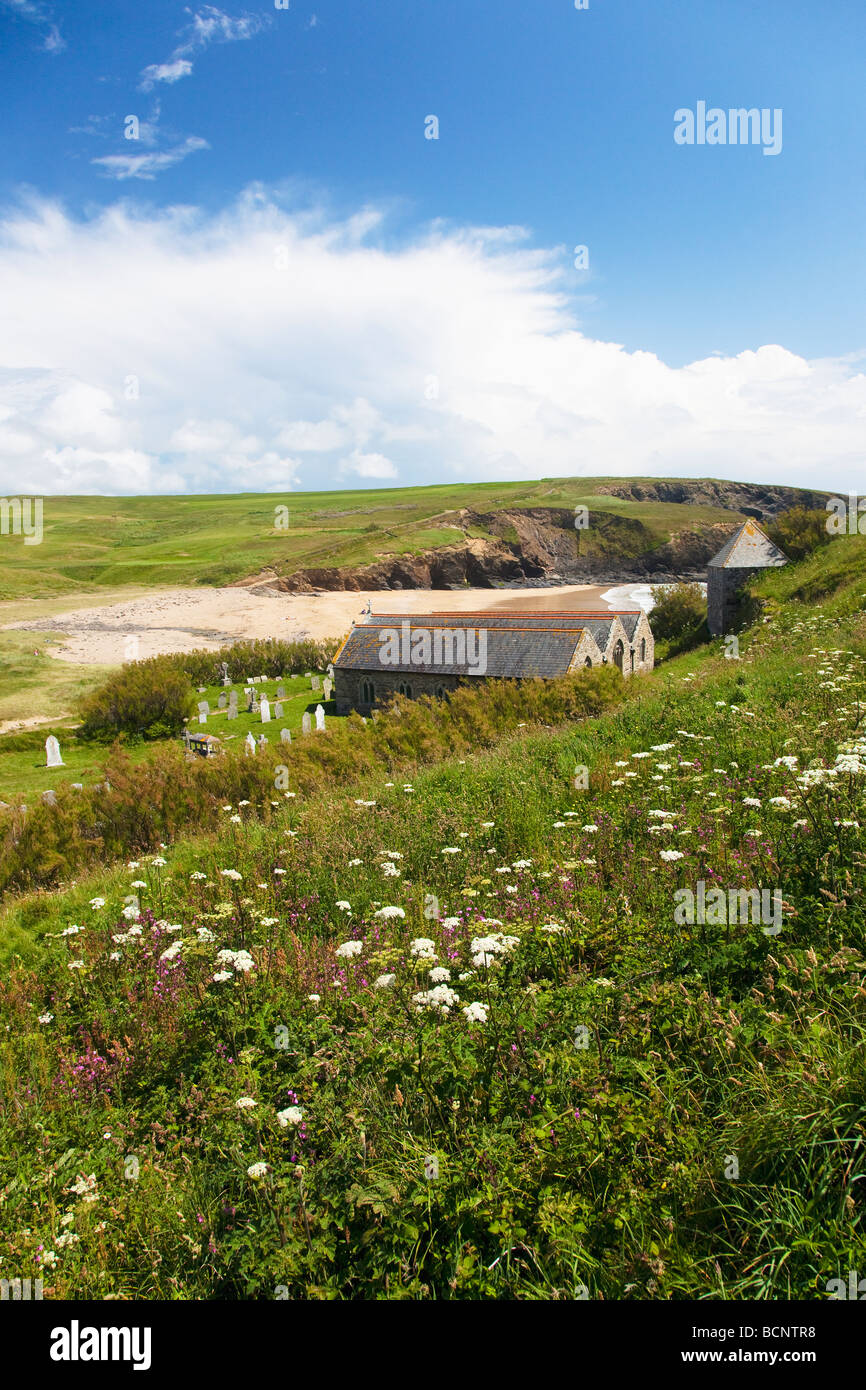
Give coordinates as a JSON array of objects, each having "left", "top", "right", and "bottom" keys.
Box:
[{"left": 332, "top": 608, "right": 654, "bottom": 716}]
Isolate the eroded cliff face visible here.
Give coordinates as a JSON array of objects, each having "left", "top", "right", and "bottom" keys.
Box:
[{"left": 237, "top": 481, "right": 825, "bottom": 595}]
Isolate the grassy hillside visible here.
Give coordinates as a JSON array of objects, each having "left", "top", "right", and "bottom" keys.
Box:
[
  {"left": 0, "top": 477, "right": 775, "bottom": 601},
  {"left": 0, "top": 535, "right": 864, "bottom": 1300}
]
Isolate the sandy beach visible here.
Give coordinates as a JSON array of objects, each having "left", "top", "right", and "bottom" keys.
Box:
[{"left": 0, "top": 582, "right": 649, "bottom": 667}]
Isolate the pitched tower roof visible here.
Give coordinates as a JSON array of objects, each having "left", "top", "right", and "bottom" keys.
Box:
[{"left": 707, "top": 519, "right": 789, "bottom": 570}]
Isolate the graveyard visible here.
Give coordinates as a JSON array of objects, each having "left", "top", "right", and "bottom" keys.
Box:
[{"left": 0, "top": 667, "right": 337, "bottom": 801}]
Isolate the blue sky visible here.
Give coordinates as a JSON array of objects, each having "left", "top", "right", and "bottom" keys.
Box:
[{"left": 0, "top": 0, "right": 864, "bottom": 495}]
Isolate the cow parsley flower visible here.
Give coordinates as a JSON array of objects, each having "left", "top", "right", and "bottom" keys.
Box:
[
  {"left": 277, "top": 1106, "right": 304, "bottom": 1127},
  {"left": 335, "top": 940, "right": 362, "bottom": 958},
  {"left": 462, "top": 1001, "right": 488, "bottom": 1024}
]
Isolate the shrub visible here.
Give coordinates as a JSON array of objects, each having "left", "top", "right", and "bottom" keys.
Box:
[
  {"left": 649, "top": 582, "right": 706, "bottom": 640},
  {"left": 78, "top": 660, "right": 196, "bottom": 742},
  {"left": 766, "top": 506, "right": 832, "bottom": 562}
]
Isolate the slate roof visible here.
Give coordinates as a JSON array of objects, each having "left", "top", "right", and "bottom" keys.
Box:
[
  {"left": 707, "top": 520, "right": 789, "bottom": 570},
  {"left": 333, "top": 614, "right": 596, "bottom": 678},
  {"left": 371, "top": 610, "right": 644, "bottom": 638}
]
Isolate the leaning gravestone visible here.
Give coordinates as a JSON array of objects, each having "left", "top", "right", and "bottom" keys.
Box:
[
  {"left": 42, "top": 789, "right": 56, "bottom": 805},
  {"left": 198, "top": 701, "right": 209, "bottom": 724},
  {"left": 245, "top": 732, "right": 257, "bottom": 755},
  {"left": 280, "top": 727, "right": 291, "bottom": 744},
  {"left": 301, "top": 712, "right": 312, "bottom": 735},
  {"left": 45, "top": 735, "right": 64, "bottom": 768},
  {"left": 315, "top": 704, "right": 325, "bottom": 732},
  {"left": 218, "top": 693, "right": 227, "bottom": 709},
  {"left": 260, "top": 697, "right": 271, "bottom": 723},
  {"left": 274, "top": 701, "right": 283, "bottom": 719}
]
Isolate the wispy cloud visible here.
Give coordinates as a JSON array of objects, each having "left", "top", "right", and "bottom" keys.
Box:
[
  {"left": 138, "top": 6, "right": 268, "bottom": 91},
  {"left": 91, "top": 136, "right": 210, "bottom": 181},
  {"left": 1, "top": 0, "right": 65, "bottom": 52}
]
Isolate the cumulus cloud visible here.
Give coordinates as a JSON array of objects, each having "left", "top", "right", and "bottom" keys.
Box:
[
  {"left": 0, "top": 189, "right": 863, "bottom": 496},
  {"left": 138, "top": 6, "right": 268, "bottom": 90}
]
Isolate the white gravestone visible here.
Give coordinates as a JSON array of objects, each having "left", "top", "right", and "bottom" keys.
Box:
[
  {"left": 315, "top": 704, "right": 325, "bottom": 732},
  {"left": 323, "top": 678, "right": 332, "bottom": 701},
  {"left": 274, "top": 702, "right": 283, "bottom": 719},
  {"left": 260, "top": 697, "right": 271, "bottom": 723},
  {"left": 245, "top": 732, "right": 257, "bottom": 755},
  {"left": 280, "top": 727, "right": 291, "bottom": 744},
  {"left": 301, "top": 712, "right": 312, "bottom": 735},
  {"left": 218, "top": 694, "right": 227, "bottom": 709},
  {"left": 45, "top": 735, "right": 64, "bottom": 768},
  {"left": 42, "top": 789, "right": 56, "bottom": 805},
  {"left": 198, "top": 701, "right": 209, "bottom": 724},
  {"left": 277, "top": 686, "right": 286, "bottom": 699},
  {"left": 311, "top": 675, "right": 320, "bottom": 691}
]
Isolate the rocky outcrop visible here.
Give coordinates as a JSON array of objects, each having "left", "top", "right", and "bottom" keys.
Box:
[
  {"left": 238, "top": 481, "right": 830, "bottom": 595},
  {"left": 592, "top": 479, "right": 828, "bottom": 517}
]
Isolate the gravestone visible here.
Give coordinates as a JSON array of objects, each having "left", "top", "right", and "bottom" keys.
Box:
[
  {"left": 323, "top": 678, "right": 332, "bottom": 701},
  {"left": 72, "top": 782, "right": 83, "bottom": 791},
  {"left": 259, "top": 674, "right": 267, "bottom": 683},
  {"left": 301, "top": 712, "right": 312, "bottom": 735},
  {"left": 220, "top": 661, "right": 229, "bottom": 683},
  {"left": 327, "top": 664, "right": 334, "bottom": 680},
  {"left": 198, "top": 701, "right": 209, "bottom": 724},
  {"left": 245, "top": 732, "right": 257, "bottom": 756},
  {"left": 260, "top": 697, "right": 271, "bottom": 723},
  {"left": 274, "top": 702, "right": 283, "bottom": 719},
  {"left": 198, "top": 687, "right": 206, "bottom": 694},
  {"left": 223, "top": 677, "right": 231, "bottom": 687},
  {"left": 315, "top": 704, "right": 325, "bottom": 732},
  {"left": 226, "top": 705, "right": 237, "bottom": 721},
  {"left": 42, "top": 789, "right": 56, "bottom": 805},
  {"left": 277, "top": 685, "right": 286, "bottom": 699},
  {"left": 280, "top": 727, "right": 291, "bottom": 744},
  {"left": 304, "top": 671, "right": 312, "bottom": 679},
  {"left": 257, "top": 734, "right": 267, "bottom": 749},
  {"left": 311, "top": 675, "right": 321, "bottom": 691},
  {"left": 183, "top": 729, "right": 191, "bottom": 746},
  {"left": 218, "top": 694, "right": 227, "bottom": 709},
  {"left": 45, "top": 736, "right": 64, "bottom": 768}
]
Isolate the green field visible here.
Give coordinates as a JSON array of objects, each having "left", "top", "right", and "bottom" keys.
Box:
[
  {"left": 0, "top": 477, "right": 762, "bottom": 602},
  {"left": 0, "top": 533, "right": 864, "bottom": 1299}
]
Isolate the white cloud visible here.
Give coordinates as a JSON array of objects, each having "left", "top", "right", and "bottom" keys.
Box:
[
  {"left": 92, "top": 136, "right": 210, "bottom": 181},
  {"left": 138, "top": 6, "right": 268, "bottom": 91},
  {"left": 1, "top": 0, "right": 65, "bottom": 52},
  {"left": 340, "top": 448, "right": 398, "bottom": 480},
  {"left": 0, "top": 190, "right": 863, "bottom": 496},
  {"left": 138, "top": 59, "right": 194, "bottom": 90}
]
